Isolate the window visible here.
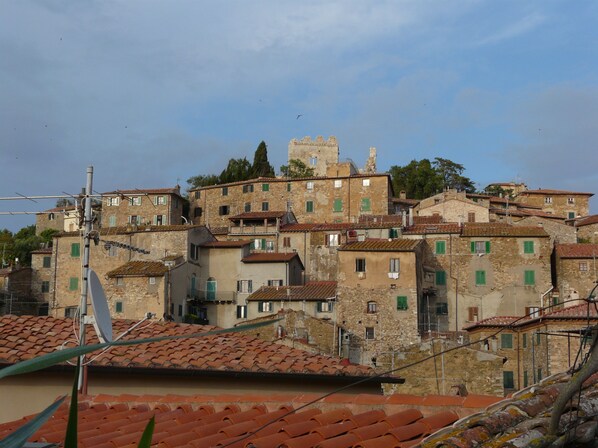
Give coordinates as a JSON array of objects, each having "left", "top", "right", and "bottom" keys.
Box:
[
  {"left": 194, "top": 191, "right": 200, "bottom": 200},
  {"left": 254, "top": 238, "right": 266, "bottom": 250},
  {"left": 523, "top": 241, "right": 534, "bottom": 254},
  {"left": 154, "top": 196, "right": 166, "bottom": 205},
  {"left": 333, "top": 199, "right": 343, "bottom": 212},
  {"left": 471, "top": 241, "right": 490, "bottom": 254},
  {"left": 389, "top": 228, "right": 399, "bottom": 238},
  {"left": 367, "top": 301, "right": 377, "bottom": 313},
  {"left": 524, "top": 270, "right": 535, "bottom": 286},
  {"left": 526, "top": 306, "right": 541, "bottom": 318},
  {"left": 65, "top": 306, "right": 78, "bottom": 318},
  {"left": 365, "top": 327, "right": 375, "bottom": 340},
  {"left": 108, "top": 216, "right": 116, "bottom": 227},
  {"left": 436, "top": 303, "right": 448, "bottom": 315},
  {"left": 435, "top": 241, "right": 446, "bottom": 255},
  {"left": 568, "top": 212, "right": 576, "bottom": 219},
  {"left": 545, "top": 197, "right": 553, "bottom": 204},
  {"left": 523, "top": 371, "right": 528, "bottom": 387},
  {"left": 261, "top": 202, "right": 269, "bottom": 212},
  {"left": 258, "top": 301, "right": 272, "bottom": 313},
  {"left": 222, "top": 187, "right": 228, "bottom": 196},
  {"left": 262, "top": 183, "right": 270, "bottom": 192},
  {"left": 116, "top": 277, "right": 124, "bottom": 286},
  {"left": 69, "top": 277, "right": 79, "bottom": 291},
  {"left": 243, "top": 184, "right": 254, "bottom": 193},
  {"left": 43, "top": 256, "right": 51, "bottom": 268},
  {"left": 190, "top": 243, "right": 200, "bottom": 260},
  {"left": 178, "top": 305, "right": 183, "bottom": 317},
  {"left": 149, "top": 277, "right": 156, "bottom": 285},
  {"left": 71, "top": 243, "right": 80, "bottom": 258},
  {"left": 389, "top": 258, "right": 400, "bottom": 273},
  {"left": 237, "top": 280, "right": 253, "bottom": 293},
  {"left": 267, "top": 279, "right": 283, "bottom": 286},
  {"left": 287, "top": 183, "right": 291, "bottom": 192},
  {"left": 397, "top": 296, "right": 408, "bottom": 310},
  {"left": 361, "top": 198, "right": 371, "bottom": 212},
  {"left": 580, "top": 262, "right": 588, "bottom": 272},
  {"left": 362, "top": 178, "right": 370, "bottom": 187},
  {"left": 523, "top": 333, "right": 527, "bottom": 348},
  {"left": 306, "top": 201, "right": 314, "bottom": 213},
  {"left": 326, "top": 234, "right": 340, "bottom": 247},
  {"left": 243, "top": 202, "right": 251, "bottom": 213},
  {"left": 283, "top": 237, "right": 291, "bottom": 248},
  {"left": 503, "top": 371, "right": 514, "bottom": 389},
  {"left": 468, "top": 306, "right": 479, "bottom": 322},
  {"left": 356, "top": 258, "right": 366, "bottom": 272},
  {"left": 436, "top": 271, "right": 446, "bottom": 286},
  {"left": 108, "top": 245, "right": 118, "bottom": 257},
  {"left": 153, "top": 215, "right": 167, "bottom": 225},
  {"left": 334, "top": 180, "right": 342, "bottom": 188},
  {"left": 317, "top": 301, "right": 333, "bottom": 313},
  {"left": 306, "top": 181, "right": 314, "bottom": 190},
  {"left": 115, "top": 301, "right": 123, "bottom": 313},
  {"left": 475, "top": 270, "right": 486, "bottom": 286},
  {"left": 107, "top": 197, "right": 120, "bottom": 206},
  {"left": 537, "top": 368, "right": 542, "bottom": 381},
  {"left": 567, "top": 197, "right": 575, "bottom": 204},
  {"left": 501, "top": 333, "right": 513, "bottom": 349},
  {"left": 194, "top": 207, "right": 203, "bottom": 218},
  {"left": 237, "top": 305, "right": 247, "bottom": 319},
  {"left": 468, "top": 212, "right": 476, "bottom": 223},
  {"left": 536, "top": 333, "right": 541, "bottom": 345},
  {"left": 128, "top": 215, "right": 141, "bottom": 225},
  {"left": 219, "top": 205, "right": 230, "bottom": 216},
  {"left": 129, "top": 197, "right": 141, "bottom": 206},
  {"left": 309, "top": 156, "right": 318, "bottom": 166},
  {"left": 48, "top": 213, "right": 55, "bottom": 221},
  {"left": 266, "top": 241, "right": 274, "bottom": 251},
  {"left": 41, "top": 281, "right": 50, "bottom": 293}
]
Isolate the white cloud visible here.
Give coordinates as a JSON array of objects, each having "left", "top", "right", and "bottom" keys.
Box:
[{"left": 476, "top": 12, "right": 546, "bottom": 46}]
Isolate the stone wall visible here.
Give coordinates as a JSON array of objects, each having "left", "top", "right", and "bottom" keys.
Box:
[
  {"left": 555, "top": 256, "right": 598, "bottom": 300},
  {"left": 30, "top": 251, "right": 53, "bottom": 304},
  {"left": 104, "top": 274, "right": 167, "bottom": 319},
  {"left": 101, "top": 193, "right": 183, "bottom": 228},
  {"left": 513, "top": 217, "right": 576, "bottom": 244},
  {"left": 515, "top": 192, "right": 591, "bottom": 218},
  {"left": 417, "top": 191, "right": 489, "bottom": 223},
  {"left": 288, "top": 136, "right": 339, "bottom": 177},
  {"left": 577, "top": 221, "right": 598, "bottom": 243}
]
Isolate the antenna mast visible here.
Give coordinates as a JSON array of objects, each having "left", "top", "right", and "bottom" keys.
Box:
[{"left": 78, "top": 166, "right": 94, "bottom": 393}]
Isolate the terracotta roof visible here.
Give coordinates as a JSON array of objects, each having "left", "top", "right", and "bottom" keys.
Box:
[
  {"left": 102, "top": 187, "right": 183, "bottom": 197},
  {"left": 539, "top": 303, "right": 598, "bottom": 320},
  {"left": 230, "top": 211, "right": 288, "bottom": 220},
  {"left": 491, "top": 208, "right": 565, "bottom": 220},
  {"left": 0, "top": 392, "right": 494, "bottom": 448},
  {"left": 555, "top": 243, "right": 598, "bottom": 259},
  {"left": 61, "top": 224, "right": 207, "bottom": 236},
  {"left": 281, "top": 221, "right": 399, "bottom": 233},
  {"left": 421, "top": 371, "right": 598, "bottom": 447},
  {"left": 402, "top": 223, "right": 462, "bottom": 235},
  {"left": 241, "top": 252, "right": 301, "bottom": 264},
  {"left": 413, "top": 215, "right": 443, "bottom": 224},
  {"left": 39, "top": 205, "right": 78, "bottom": 213},
  {"left": 106, "top": 261, "right": 168, "bottom": 278},
  {"left": 248, "top": 282, "right": 337, "bottom": 302},
  {"left": 208, "top": 226, "right": 229, "bottom": 235},
  {"left": 572, "top": 214, "right": 598, "bottom": 227},
  {"left": 461, "top": 223, "right": 549, "bottom": 237},
  {"left": 0, "top": 315, "right": 379, "bottom": 379},
  {"left": 201, "top": 240, "right": 253, "bottom": 248},
  {"left": 463, "top": 316, "right": 525, "bottom": 330},
  {"left": 30, "top": 248, "right": 53, "bottom": 254},
  {"left": 338, "top": 239, "right": 421, "bottom": 252},
  {"left": 517, "top": 188, "right": 594, "bottom": 196},
  {"left": 391, "top": 197, "right": 420, "bottom": 206}
]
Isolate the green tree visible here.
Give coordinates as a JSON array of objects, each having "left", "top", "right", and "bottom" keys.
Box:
[
  {"left": 250, "top": 141, "right": 275, "bottom": 178},
  {"left": 12, "top": 225, "right": 41, "bottom": 266},
  {"left": 0, "top": 229, "right": 14, "bottom": 268},
  {"left": 56, "top": 198, "right": 75, "bottom": 207},
  {"left": 40, "top": 228, "right": 59, "bottom": 246},
  {"left": 280, "top": 159, "right": 315, "bottom": 178},
  {"left": 432, "top": 157, "right": 476, "bottom": 192},
  {"left": 219, "top": 158, "right": 252, "bottom": 184},
  {"left": 389, "top": 159, "right": 441, "bottom": 199},
  {"left": 186, "top": 174, "right": 221, "bottom": 190},
  {"left": 483, "top": 184, "right": 514, "bottom": 198}
]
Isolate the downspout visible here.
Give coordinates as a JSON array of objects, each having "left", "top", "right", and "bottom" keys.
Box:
[
  {"left": 541, "top": 286, "right": 554, "bottom": 309},
  {"left": 51, "top": 236, "right": 59, "bottom": 313},
  {"left": 303, "top": 231, "right": 307, "bottom": 285}
]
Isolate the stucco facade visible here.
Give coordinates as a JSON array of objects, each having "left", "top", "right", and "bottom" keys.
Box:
[{"left": 416, "top": 190, "right": 490, "bottom": 223}]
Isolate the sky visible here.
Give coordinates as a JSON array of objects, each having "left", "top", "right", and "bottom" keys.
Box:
[{"left": 1, "top": 0, "right": 597, "bottom": 231}]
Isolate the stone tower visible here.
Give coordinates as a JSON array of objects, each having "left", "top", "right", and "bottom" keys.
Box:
[{"left": 288, "top": 136, "right": 339, "bottom": 177}]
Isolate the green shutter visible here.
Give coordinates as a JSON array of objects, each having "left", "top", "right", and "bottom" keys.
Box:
[
  {"left": 435, "top": 241, "right": 446, "bottom": 254},
  {"left": 71, "top": 243, "right": 80, "bottom": 257},
  {"left": 287, "top": 183, "right": 291, "bottom": 192},
  {"left": 115, "top": 301, "right": 123, "bottom": 313},
  {"left": 43, "top": 256, "right": 51, "bottom": 268},
  {"left": 361, "top": 198, "right": 371, "bottom": 211},
  {"left": 524, "top": 270, "right": 535, "bottom": 286},
  {"left": 316, "top": 302, "right": 322, "bottom": 312},
  {"left": 306, "top": 201, "right": 314, "bottom": 213},
  {"left": 261, "top": 239, "right": 266, "bottom": 250},
  {"left": 258, "top": 302, "right": 264, "bottom": 312},
  {"left": 435, "top": 271, "right": 446, "bottom": 286},
  {"left": 503, "top": 371, "right": 514, "bottom": 389},
  {"left": 524, "top": 241, "right": 534, "bottom": 254},
  {"left": 523, "top": 333, "right": 527, "bottom": 348},
  {"left": 69, "top": 277, "right": 78, "bottom": 291},
  {"left": 333, "top": 199, "right": 343, "bottom": 212},
  {"left": 485, "top": 241, "right": 491, "bottom": 253},
  {"left": 475, "top": 270, "right": 486, "bottom": 285},
  {"left": 262, "top": 183, "right": 269, "bottom": 191},
  {"left": 501, "top": 333, "right": 513, "bottom": 349},
  {"left": 470, "top": 241, "right": 475, "bottom": 253},
  {"left": 397, "top": 296, "right": 408, "bottom": 310},
  {"left": 523, "top": 370, "right": 528, "bottom": 387}
]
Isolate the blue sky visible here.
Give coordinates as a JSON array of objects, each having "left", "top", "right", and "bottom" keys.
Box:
[{"left": 1, "top": 1, "right": 597, "bottom": 231}]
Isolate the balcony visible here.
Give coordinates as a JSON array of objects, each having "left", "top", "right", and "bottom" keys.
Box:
[
  {"left": 187, "top": 289, "right": 237, "bottom": 302},
  {"left": 229, "top": 224, "right": 279, "bottom": 236}
]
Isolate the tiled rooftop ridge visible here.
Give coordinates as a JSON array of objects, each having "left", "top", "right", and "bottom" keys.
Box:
[{"left": 0, "top": 392, "right": 503, "bottom": 448}]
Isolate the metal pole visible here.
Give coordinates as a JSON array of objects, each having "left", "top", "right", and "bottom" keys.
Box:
[{"left": 78, "top": 166, "right": 93, "bottom": 393}]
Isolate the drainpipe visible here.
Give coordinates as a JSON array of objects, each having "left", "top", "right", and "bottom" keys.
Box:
[{"left": 541, "top": 286, "right": 554, "bottom": 309}]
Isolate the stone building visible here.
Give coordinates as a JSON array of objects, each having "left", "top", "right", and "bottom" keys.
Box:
[
  {"left": 554, "top": 243, "right": 598, "bottom": 302},
  {"left": 466, "top": 303, "right": 598, "bottom": 393},
  {"left": 336, "top": 239, "right": 424, "bottom": 367},
  {"left": 189, "top": 173, "right": 393, "bottom": 229},
  {"left": 511, "top": 215, "right": 576, "bottom": 245},
  {"left": 225, "top": 211, "right": 297, "bottom": 253},
  {"left": 101, "top": 187, "right": 185, "bottom": 228},
  {"left": 0, "top": 266, "right": 33, "bottom": 314},
  {"left": 35, "top": 207, "right": 67, "bottom": 235},
  {"left": 569, "top": 214, "right": 598, "bottom": 243},
  {"left": 50, "top": 224, "right": 214, "bottom": 320},
  {"left": 287, "top": 135, "right": 339, "bottom": 177},
  {"left": 403, "top": 222, "right": 553, "bottom": 332},
  {"left": 515, "top": 188, "right": 593, "bottom": 219},
  {"left": 416, "top": 190, "right": 489, "bottom": 223},
  {"left": 30, "top": 248, "right": 53, "bottom": 313}
]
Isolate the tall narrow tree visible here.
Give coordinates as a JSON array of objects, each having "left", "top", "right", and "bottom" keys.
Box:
[{"left": 251, "top": 141, "right": 275, "bottom": 178}]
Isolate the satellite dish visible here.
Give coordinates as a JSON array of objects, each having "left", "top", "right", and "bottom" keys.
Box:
[{"left": 88, "top": 269, "right": 113, "bottom": 343}]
